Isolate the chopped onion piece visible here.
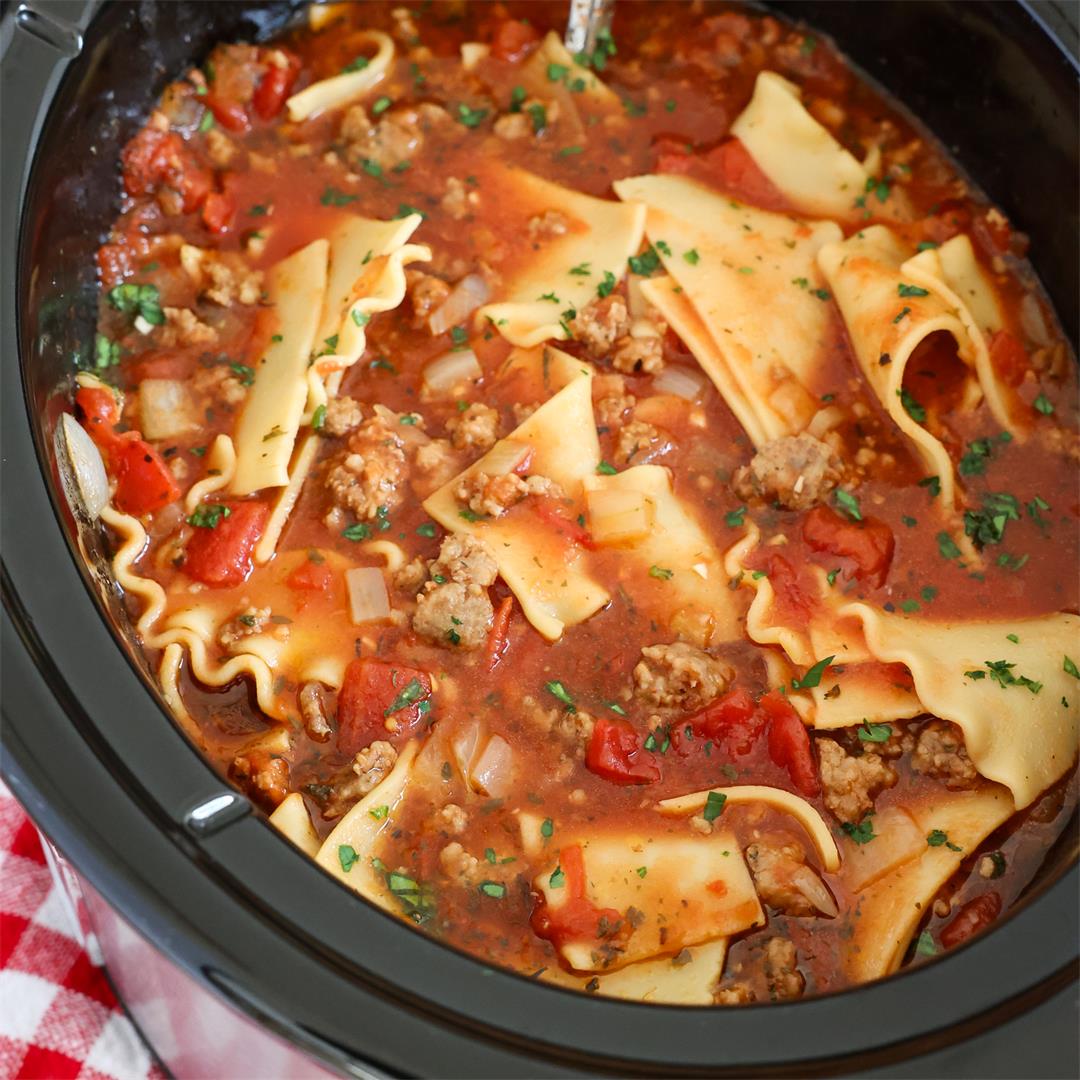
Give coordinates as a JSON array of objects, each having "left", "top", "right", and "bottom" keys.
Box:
[
  {"left": 586, "top": 488, "right": 653, "bottom": 545},
  {"left": 652, "top": 365, "right": 707, "bottom": 401},
  {"left": 346, "top": 567, "right": 391, "bottom": 624},
  {"left": 842, "top": 806, "right": 924, "bottom": 892},
  {"left": 806, "top": 404, "right": 845, "bottom": 439},
  {"left": 451, "top": 721, "right": 484, "bottom": 783},
  {"left": 791, "top": 865, "right": 839, "bottom": 918},
  {"left": 423, "top": 348, "right": 482, "bottom": 396},
  {"left": 57, "top": 413, "right": 110, "bottom": 520},
  {"left": 460, "top": 42, "right": 490, "bottom": 70},
  {"left": 480, "top": 438, "right": 531, "bottom": 477},
  {"left": 139, "top": 378, "right": 197, "bottom": 441},
  {"left": 371, "top": 403, "right": 431, "bottom": 447},
  {"left": 471, "top": 734, "right": 515, "bottom": 797},
  {"left": 428, "top": 274, "right": 490, "bottom": 336}
]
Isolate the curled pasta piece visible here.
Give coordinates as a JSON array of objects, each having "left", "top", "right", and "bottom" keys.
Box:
[
  {"left": 657, "top": 784, "right": 841, "bottom": 872},
  {"left": 184, "top": 434, "right": 236, "bottom": 513},
  {"left": 362, "top": 539, "right": 407, "bottom": 572},
  {"left": 286, "top": 30, "right": 394, "bottom": 121}
]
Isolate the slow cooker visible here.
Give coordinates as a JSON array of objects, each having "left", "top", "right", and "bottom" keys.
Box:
[{"left": 3, "top": 1, "right": 1078, "bottom": 1075}]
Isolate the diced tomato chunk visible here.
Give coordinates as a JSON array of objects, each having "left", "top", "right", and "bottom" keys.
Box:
[
  {"left": 530, "top": 844, "right": 624, "bottom": 948},
  {"left": 336, "top": 658, "right": 432, "bottom": 756},
  {"left": 74, "top": 387, "right": 122, "bottom": 449},
  {"left": 183, "top": 500, "right": 267, "bottom": 587},
  {"left": 486, "top": 596, "right": 514, "bottom": 672},
  {"left": 686, "top": 686, "right": 762, "bottom": 756},
  {"left": 533, "top": 497, "right": 595, "bottom": 549},
  {"left": 112, "top": 435, "right": 181, "bottom": 515},
  {"left": 286, "top": 559, "right": 334, "bottom": 593},
  {"left": 761, "top": 691, "right": 820, "bottom": 797},
  {"left": 940, "top": 892, "right": 1002, "bottom": 950},
  {"left": 252, "top": 55, "right": 300, "bottom": 121},
  {"left": 121, "top": 126, "right": 212, "bottom": 212},
  {"left": 490, "top": 18, "right": 540, "bottom": 61},
  {"left": 201, "top": 190, "right": 236, "bottom": 235},
  {"left": 987, "top": 329, "right": 1029, "bottom": 388},
  {"left": 585, "top": 716, "right": 661, "bottom": 785},
  {"left": 761, "top": 553, "right": 818, "bottom": 619},
  {"left": 656, "top": 138, "right": 789, "bottom": 211},
  {"left": 205, "top": 94, "right": 250, "bottom": 133},
  {"left": 803, "top": 505, "right": 895, "bottom": 589}
]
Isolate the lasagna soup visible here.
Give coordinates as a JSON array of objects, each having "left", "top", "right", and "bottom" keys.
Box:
[{"left": 63, "top": 1, "right": 1079, "bottom": 1004}]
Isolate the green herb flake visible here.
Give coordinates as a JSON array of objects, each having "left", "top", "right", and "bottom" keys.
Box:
[
  {"left": 596, "top": 270, "right": 616, "bottom": 298},
  {"left": 703, "top": 790, "right": 727, "bottom": 822},
  {"left": 371, "top": 95, "right": 392, "bottom": 116},
  {"left": 1064, "top": 656, "right": 1079, "bottom": 680},
  {"left": 549, "top": 865, "right": 566, "bottom": 889},
  {"left": 899, "top": 386, "right": 927, "bottom": 423},
  {"left": 384, "top": 677, "right": 427, "bottom": 717},
  {"left": 915, "top": 930, "right": 937, "bottom": 956},
  {"left": 1033, "top": 393, "right": 1054, "bottom": 415},
  {"left": 841, "top": 814, "right": 877, "bottom": 845},
  {"left": 369, "top": 805, "right": 389, "bottom": 821},
  {"left": 107, "top": 282, "right": 164, "bottom": 326},
  {"left": 320, "top": 186, "right": 358, "bottom": 207},
  {"left": 479, "top": 881, "right": 506, "bottom": 899},
  {"left": 916, "top": 241, "right": 940, "bottom": 252},
  {"left": 919, "top": 475, "right": 941, "bottom": 498},
  {"left": 902, "top": 515, "right": 917, "bottom": 528},
  {"left": 187, "top": 504, "right": 231, "bottom": 529},
  {"left": 893, "top": 305, "right": 912, "bottom": 324},
  {"left": 791, "top": 654, "right": 835, "bottom": 691},
  {"left": 416, "top": 522, "right": 437, "bottom": 539},
  {"left": 342, "top": 55, "right": 370, "bottom": 74},
  {"left": 636, "top": 865, "right": 648, "bottom": 878},
  {"left": 338, "top": 844, "right": 359, "bottom": 872},
  {"left": 937, "top": 531, "right": 962, "bottom": 560},
  {"left": 833, "top": 489, "right": 862, "bottom": 521},
  {"left": 540, "top": 817, "right": 554, "bottom": 838},
  {"left": 342, "top": 523, "right": 371, "bottom": 541},
  {"left": 683, "top": 248, "right": 700, "bottom": 266},
  {"left": 456, "top": 102, "right": 489, "bottom": 128},
  {"left": 198, "top": 109, "right": 215, "bottom": 133},
  {"left": 898, "top": 283, "right": 930, "bottom": 298},
  {"left": 926, "top": 829, "right": 962, "bottom": 851},
  {"left": 311, "top": 404, "right": 327, "bottom": 431},
  {"left": 628, "top": 247, "right": 661, "bottom": 276},
  {"left": 545, "top": 680, "right": 576, "bottom": 712},
  {"left": 858, "top": 721, "right": 892, "bottom": 743},
  {"left": 648, "top": 565, "right": 674, "bottom": 581},
  {"left": 725, "top": 506, "right": 746, "bottom": 528},
  {"left": 596, "top": 460, "right": 618, "bottom": 475}
]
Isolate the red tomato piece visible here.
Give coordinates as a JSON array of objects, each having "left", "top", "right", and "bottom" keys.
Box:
[
  {"left": 252, "top": 56, "right": 300, "bottom": 121},
  {"left": 336, "top": 658, "right": 432, "bottom": 756},
  {"left": 286, "top": 559, "right": 334, "bottom": 593},
  {"left": 530, "top": 844, "right": 624, "bottom": 948},
  {"left": 113, "top": 436, "right": 181, "bottom": 516},
  {"left": 121, "top": 127, "right": 212, "bottom": 212},
  {"left": 183, "top": 500, "right": 267, "bottom": 587},
  {"left": 761, "top": 691, "right": 820, "bottom": 797},
  {"left": 656, "top": 138, "right": 788, "bottom": 211},
  {"left": 486, "top": 596, "right": 514, "bottom": 672},
  {"left": 940, "top": 892, "right": 1002, "bottom": 950},
  {"left": 987, "top": 329, "right": 1029, "bottom": 388},
  {"left": 687, "top": 686, "right": 762, "bottom": 756},
  {"left": 74, "top": 387, "right": 121, "bottom": 449},
  {"left": 761, "top": 553, "right": 818, "bottom": 619},
  {"left": 533, "top": 497, "right": 594, "bottom": 549},
  {"left": 803, "top": 505, "right": 895, "bottom": 589},
  {"left": 490, "top": 18, "right": 540, "bottom": 61},
  {"left": 205, "top": 94, "right": 250, "bottom": 133},
  {"left": 585, "top": 717, "right": 661, "bottom": 785},
  {"left": 201, "top": 190, "right": 236, "bottom": 235}
]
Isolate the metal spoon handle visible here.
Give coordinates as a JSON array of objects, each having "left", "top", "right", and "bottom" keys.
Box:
[{"left": 564, "top": 0, "right": 615, "bottom": 55}]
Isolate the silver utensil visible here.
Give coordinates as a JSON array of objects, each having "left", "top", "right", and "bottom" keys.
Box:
[{"left": 564, "top": 0, "right": 615, "bottom": 56}]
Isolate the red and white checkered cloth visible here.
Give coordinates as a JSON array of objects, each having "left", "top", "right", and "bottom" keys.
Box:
[{"left": 0, "top": 781, "right": 166, "bottom": 1080}]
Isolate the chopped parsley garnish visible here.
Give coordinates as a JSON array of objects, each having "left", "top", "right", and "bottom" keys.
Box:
[
  {"left": 371, "top": 357, "right": 397, "bottom": 373},
  {"left": 229, "top": 362, "right": 255, "bottom": 386},
  {"left": 833, "top": 489, "right": 862, "bottom": 521},
  {"left": 893, "top": 305, "right": 911, "bottom": 324},
  {"left": 964, "top": 492, "right": 1020, "bottom": 548},
  {"left": 683, "top": 248, "right": 700, "bottom": 265},
  {"left": 371, "top": 95, "right": 392, "bottom": 116},
  {"left": 1033, "top": 393, "right": 1054, "bottom": 415},
  {"left": 596, "top": 270, "right": 616, "bottom": 298},
  {"left": 341, "top": 55, "right": 370, "bottom": 73},
  {"left": 368, "top": 805, "right": 389, "bottom": 820},
  {"left": 479, "top": 881, "right": 506, "bottom": 899},
  {"left": 921, "top": 585, "right": 939, "bottom": 603},
  {"left": 557, "top": 145, "right": 584, "bottom": 157},
  {"left": 338, "top": 845, "right": 359, "bottom": 872},
  {"left": 958, "top": 432, "right": 1011, "bottom": 476},
  {"left": 897, "top": 283, "right": 930, "bottom": 298},
  {"left": 569, "top": 261, "right": 591, "bottom": 276},
  {"left": 509, "top": 85, "right": 525, "bottom": 112},
  {"left": 936, "top": 530, "right": 962, "bottom": 560},
  {"left": 605, "top": 702, "right": 626, "bottom": 716},
  {"left": 450, "top": 325, "right": 469, "bottom": 349},
  {"left": 393, "top": 203, "right": 426, "bottom": 219},
  {"left": 446, "top": 628, "right": 461, "bottom": 645},
  {"left": 107, "top": 283, "right": 164, "bottom": 326},
  {"left": 915, "top": 930, "right": 937, "bottom": 956},
  {"left": 540, "top": 818, "right": 554, "bottom": 838},
  {"left": 549, "top": 865, "right": 566, "bottom": 889},
  {"left": 382, "top": 867, "right": 436, "bottom": 924},
  {"left": 826, "top": 568, "right": 840, "bottom": 586},
  {"left": 985, "top": 852, "right": 1007, "bottom": 878},
  {"left": 926, "top": 829, "right": 962, "bottom": 851},
  {"left": 360, "top": 158, "right": 383, "bottom": 179},
  {"left": 898, "top": 387, "right": 926, "bottom": 423},
  {"left": 916, "top": 241, "right": 940, "bottom": 252},
  {"left": 352, "top": 309, "right": 370, "bottom": 327},
  {"left": 636, "top": 865, "right": 648, "bottom": 877},
  {"left": 1064, "top": 656, "right": 1079, "bottom": 680},
  {"left": 623, "top": 97, "right": 647, "bottom": 118},
  {"left": 703, "top": 790, "right": 727, "bottom": 822},
  {"left": 459, "top": 508, "right": 483, "bottom": 522},
  {"left": 94, "top": 334, "right": 120, "bottom": 369},
  {"left": 574, "top": 26, "right": 616, "bottom": 71},
  {"left": 320, "top": 186, "right": 357, "bottom": 207},
  {"left": 841, "top": 814, "right": 877, "bottom": 845},
  {"left": 1006, "top": 633, "right": 1020, "bottom": 644},
  {"left": 791, "top": 655, "right": 835, "bottom": 691},
  {"left": 384, "top": 677, "right": 427, "bottom": 716},
  {"left": 648, "top": 565, "right": 674, "bottom": 580},
  {"left": 198, "top": 109, "right": 215, "bottom": 133},
  {"left": 342, "top": 523, "right": 371, "bottom": 541},
  {"left": 311, "top": 404, "right": 327, "bottom": 431},
  {"left": 918, "top": 475, "right": 941, "bottom": 498},
  {"left": 527, "top": 102, "right": 548, "bottom": 132},
  {"left": 456, "top": 102, "right": 489, "bottom": 127},
  {"left": 248, "top": 204, "right": 269, "bottom": 216},
  {"left": 187, "top": 504, "right": 230, "bottom": 529},
  {"left": 858, "top": 721, "right": 892, "bottom": 743},
  {"left": 596, "top": 460, "right": 618, "bottom": 475},
  {"left": 902, "top": 515, "right": 917, "bottom": 528},
  {"left": 547, "top": 62, "right": 569, "bottom": 82},
  {"left": 545, "top": 680, "right": 576, "bottom": 712},
  {"left": 983, "top": 659, "right": 1042, "bottom": 694},
  {"left": 416, "top": 522, "right": 437, "bottom": 538},
  {"left": 628, "top": 246, "right": 661, "bottom": 275},
  {"left": 725, "top": 506, "right": 747, "bottom": 528}
]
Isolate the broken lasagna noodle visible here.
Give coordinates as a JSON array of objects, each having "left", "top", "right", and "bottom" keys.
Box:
[{"left": 67, "top": 2, "right": 1077, "bottom": 1006}]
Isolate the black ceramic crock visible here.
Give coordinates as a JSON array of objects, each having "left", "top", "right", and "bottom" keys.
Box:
[{"left": 2, "top": 2, "right": 1078, "bottom": 1076}]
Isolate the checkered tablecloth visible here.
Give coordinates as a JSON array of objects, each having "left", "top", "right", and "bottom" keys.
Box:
[{"left": 0, "top": 780, "right": 166, "bottom": 1080}]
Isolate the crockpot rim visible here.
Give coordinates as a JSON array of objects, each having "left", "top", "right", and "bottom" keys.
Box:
[{"left": 2, "top": 1, "right": 1077, "bottom": 1075}]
